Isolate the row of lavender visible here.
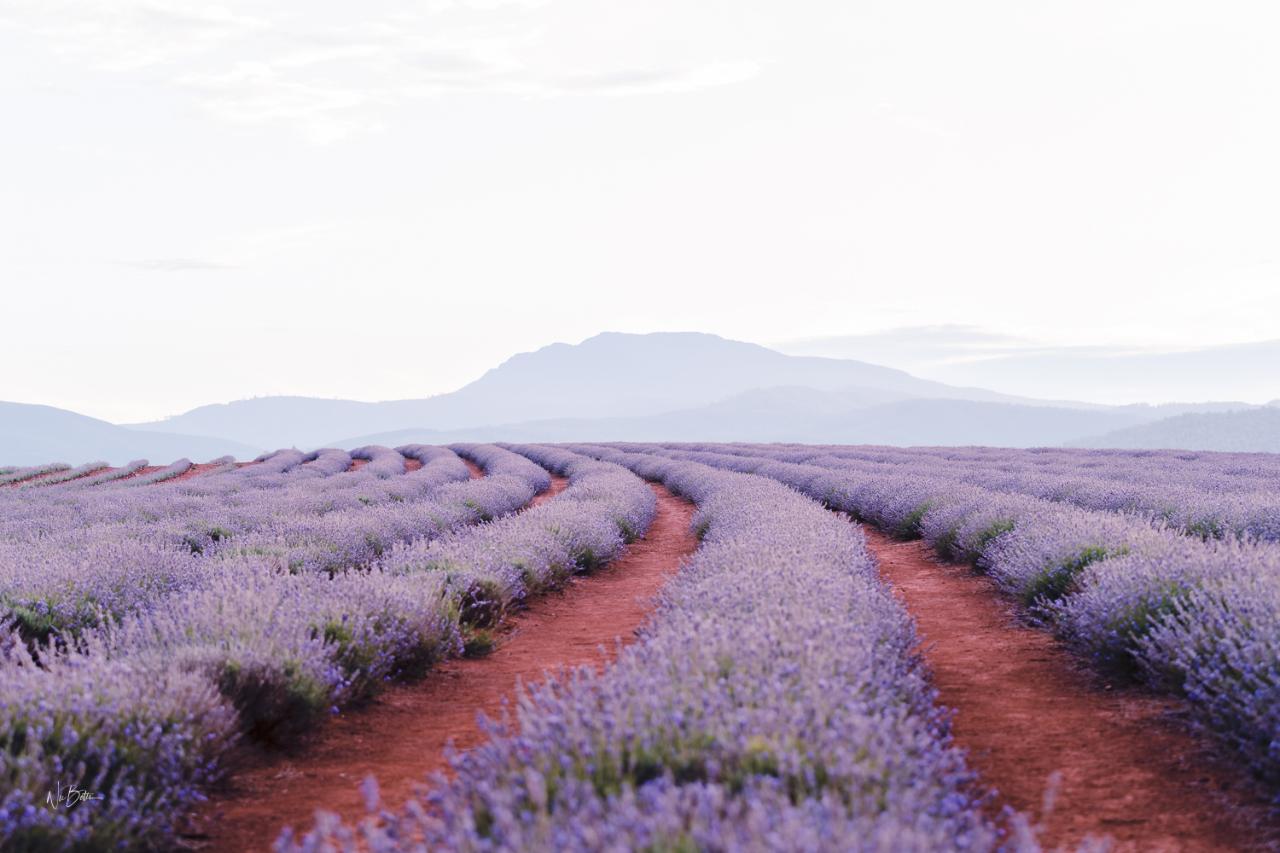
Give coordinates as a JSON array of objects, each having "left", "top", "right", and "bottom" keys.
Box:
[
  {"left": 0, "top": 457, "right": 203, "bottom": 488},
  {"left": 641, "top": 443, "right": 1280, "bottom": 789},
  {"left": 2, "top": 444, "right": 661, "bottom": 849},
  {"left": 1, "top": 444, "right": 530, "bottom": 849},
  {"left": 707, "top": 444, "right": 1280, "bottom": 543},
  {"left": 0, "top": 445, "right": 489, "bottom": 640},
  {"left": 282, "top": 445, "right": 1006, "bottom": 852}
]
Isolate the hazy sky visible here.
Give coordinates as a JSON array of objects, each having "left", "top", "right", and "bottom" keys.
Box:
[{"left": 3, "top": 1, "right": 1278, "bottom": 422}]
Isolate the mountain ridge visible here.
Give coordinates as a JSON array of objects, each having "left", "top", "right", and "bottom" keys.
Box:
[
  {"left": 127, "top": 331, "right": 1051, "bottom": 449},
  {"left": 0, "top": 401, "right": 259, "bottom": 466},
  {"left": 6, "top": 332, "right": 1276, "bottom": 462}
]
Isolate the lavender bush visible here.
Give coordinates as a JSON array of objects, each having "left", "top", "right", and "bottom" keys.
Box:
[{"left": 0, "top": 627, "right": 238, "bottom": 851}]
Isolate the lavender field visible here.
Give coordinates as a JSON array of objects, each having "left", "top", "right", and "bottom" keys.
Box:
[{"left": 2, "top": 443, "right": 1279, "bottom": 851}]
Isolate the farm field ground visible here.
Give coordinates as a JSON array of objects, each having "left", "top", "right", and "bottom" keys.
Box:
[{"left": 2, "top": 442, "right": 1279, "bottom": 851}]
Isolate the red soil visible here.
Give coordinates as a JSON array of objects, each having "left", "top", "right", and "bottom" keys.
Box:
[
  {"left": 349, "top": 458, "right": 422, "bottom": 474},
  {"left": 864, "top": 528, "right": 1279, "bottom": 851},
  {"left": 187, "top": 482, "right": 697, "bottom": 851},
  {"left": 529, "top": 473, "right": 570, "bottom": 507},
  {"left": 462, "top": 458, "right": 484, "bottom": 480},
  {"left": 168, "top": 462, "right": 227, "bottom": 483}
]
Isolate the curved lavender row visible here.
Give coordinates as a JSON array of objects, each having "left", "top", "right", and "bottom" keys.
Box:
[
  {"left": 687, "top": 443, "right": 1280, "bottom": 543},
  {"left": 0, "top": 446, "right": 554, "bottom": 851},
  {"left": 396, "top": 444, "right": 445, "bottom": 465},
  {"left": 741, "top": 443, "right": 1280, "bottom": 495},
  {"left": 651, "top": 444, "right": 1280, "bottom": 788},
  {"left": 379, "top": 445, "right": 655, "bottom": 637},
  {"left": 16, "top": 460, "right": 109, "bottom": 488},
  {"left": 350, "top": 445, "right": 407, "bottom": 478},
  {"left": 54, "top": 458, "right": 148, "bottom": 488},
  {"left": 105, "top": 446, "right": 549, "bottom": 714},
  {"left": 0, "top": 447, "right": 391, "bottom": 542},
  {"left": 244, "top": 448, "right": 310, "bottom": 476},
  {"left": 452, "top": 442, "right": 554, "bottom": 489},
  {"left": 122, "top": 457, "right": 193, "bottom": 486},
  {"left": 222, "top": 449, "right": 539, "bottom": 577},
  {"left": 295, "top": 448, "right": 354, "bottom": 478},
  {"left": 0, "top": 447, "right": 528, "bottom": 641},
  {"left": 280, "top": 447, "right": 998, "bottom": 852},
  {"left": 0, "top": 446, "right": 445, "bottom": 548},
  {"left": 0, "top": 462, "right": 70, "bottom": 486}
]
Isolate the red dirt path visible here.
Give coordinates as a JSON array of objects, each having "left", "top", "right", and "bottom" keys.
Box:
[
  {"left": 187, "top": 482, "right": 697, "bottom": 851},
  {"left": 529, "top": 473, "right": 569, "bottom": 507},
  {"left": 169, "top": 462, "right": 229, "bottom": 482},
  {"left": 864, "top": 528, "right": 1279, "bottom": 851}
]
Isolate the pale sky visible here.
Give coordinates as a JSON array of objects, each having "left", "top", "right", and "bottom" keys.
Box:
[{"left": 2, "top": 1, "right": 1278, "bottom": 422}]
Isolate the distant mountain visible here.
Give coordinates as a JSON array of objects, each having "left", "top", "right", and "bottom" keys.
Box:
[
  {"left": 129, "top": 332, "right": 1042, "bottom": 449},
  {"left": 1073, "top": 408, "right": 1280, "bottom": 452},
  {"left": 0, "top": 401, "right": 259, "bottom": 466},
  {"left": 127, "top": 396, "right": 389, "bottom": 455},
  {"left": 13, "top": 332, "right": 1277, "bottom": 460},
  {"left": 779, "top": 328, "right": 1280, "bottom": 407},
  {"left": 330, "top": 387, "right": 1171, "bottom": 449}
]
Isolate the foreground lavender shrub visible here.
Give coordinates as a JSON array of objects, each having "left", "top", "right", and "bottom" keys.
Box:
[
  {"left": 281, "top": 449, "right": 995, "bottom": 851},
  {"left": 0, "top": 628, "right": 238, "bottom": 852},
  {"left": 0, "top": 537, "right": 205, "bottom": 641},
  {"left": 1139, "top": 549, "right": 1280, "bottom": 782},
  {"left": 979, "top": 507, "right": 1168, "bottom": 606},
  {"left": 115, "top": 561, "right": 462, "bottom": 741},
  {"left": 1051, "top": 538, "right": 1272, "bottom": 670}
]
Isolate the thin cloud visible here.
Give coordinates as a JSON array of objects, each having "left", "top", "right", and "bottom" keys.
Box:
[
  {"left": 122, "top": 258, "right": 238, "bottom": 272},
  {"left": 551, "top": 61, "right": 761, "bottom": 95},
  {"left": 776, "top": 325, "right": 1202, "bottom": 372},
  {"left": 0, "top": 2, "right": 763, "bottom": 142}
]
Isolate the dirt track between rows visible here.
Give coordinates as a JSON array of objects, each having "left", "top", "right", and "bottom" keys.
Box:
[
  {"left": 189, "top": 480, "right": 697, "bottom": 851},
  {"left": 865, "top": 528, "right": 1279, "bottom": 852}
]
